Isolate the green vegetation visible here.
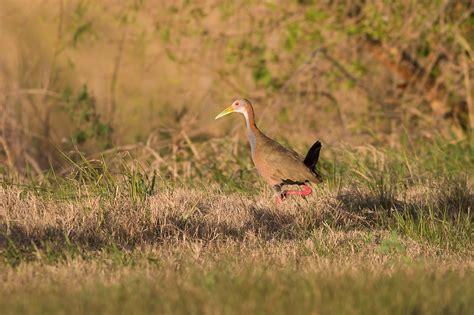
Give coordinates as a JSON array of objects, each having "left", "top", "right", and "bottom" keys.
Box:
[{"left": 0, "top": 259, "right": 472, "bottom": 315}]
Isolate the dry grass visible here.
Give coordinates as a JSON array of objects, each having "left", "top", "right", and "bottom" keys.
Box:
[
  {"left": 0, "top": 181, "right": 472, "bottom": 314},
  {"left": 0, "top": 143, "right": 472, "bottom": 313},
  {"left": 1, "top": 179, "right": 471, "bottom": 254}
]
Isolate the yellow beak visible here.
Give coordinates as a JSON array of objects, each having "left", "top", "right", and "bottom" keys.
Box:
[{"left": 215, "top": 106, "right": 235, "bottom": 120}]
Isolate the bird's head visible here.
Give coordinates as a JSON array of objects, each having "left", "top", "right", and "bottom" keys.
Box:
[{"left": 215, "top": 99, "right": 253, "bottom": 120}]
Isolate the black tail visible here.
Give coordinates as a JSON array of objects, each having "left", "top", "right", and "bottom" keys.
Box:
[{"left": 304, "top": 140, "right": 322, "bottom": 171}]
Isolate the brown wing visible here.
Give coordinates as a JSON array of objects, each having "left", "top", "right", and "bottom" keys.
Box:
[{"left": 254, "top": 133, "right": 320, "bottom": 186}]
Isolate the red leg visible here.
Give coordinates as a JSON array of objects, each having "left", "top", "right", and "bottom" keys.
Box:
[{"left": 282, "top": 185, "right": 312, "bottom": 198}]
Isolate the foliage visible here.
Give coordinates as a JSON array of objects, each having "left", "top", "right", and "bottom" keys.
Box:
[
  {"left": 63, "top": 85, "right": 113, "bottom": 147},
  {"left": 1, "top": 0, "right": 473, "bottom": 173}
]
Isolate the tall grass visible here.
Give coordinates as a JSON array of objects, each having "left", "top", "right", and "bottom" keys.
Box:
[
  {"left": 1, "top": 140, "right": 472, "bottom": 262},
  {"left": 1, "top": 0, "right": 472, "bottom": 174}
]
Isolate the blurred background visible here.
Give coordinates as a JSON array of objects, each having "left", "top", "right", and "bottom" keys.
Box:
[{"left": 0, "top": 0, "right": 472, "bottom": 178}]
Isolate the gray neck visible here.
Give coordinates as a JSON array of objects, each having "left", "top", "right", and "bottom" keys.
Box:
[{"left": 244, "top": 112, "right": 257, "bottom": 157}]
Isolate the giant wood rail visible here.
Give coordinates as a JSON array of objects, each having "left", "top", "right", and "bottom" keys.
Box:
[{"left": 215, "top": 99, "right": 322, "bottom": 203}]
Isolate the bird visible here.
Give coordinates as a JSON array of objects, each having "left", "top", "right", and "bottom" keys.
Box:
[{"left": 215, "top": 98, "right": 322, "bottom": 204}]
